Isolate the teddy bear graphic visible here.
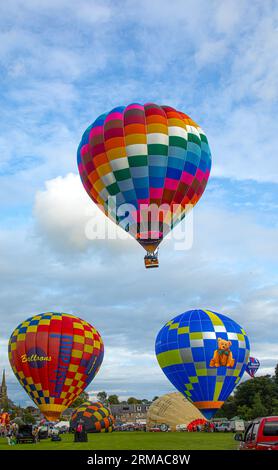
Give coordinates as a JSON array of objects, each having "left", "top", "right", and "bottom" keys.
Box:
[{"left": 209, "top": 337, "right": 235, "bottom": 368}]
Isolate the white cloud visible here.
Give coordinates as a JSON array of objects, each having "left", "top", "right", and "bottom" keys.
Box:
[
  {"left": 34, "top": 173, "right": 94, "bottom": 251},
  {"left": 33, "top": 173, "right": 133, "bottom": 253}
]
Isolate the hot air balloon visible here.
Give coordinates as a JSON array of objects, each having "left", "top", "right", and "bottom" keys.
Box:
[
  {"left": 155, "top": 309, "right": 250, "bottom": 419},
  {"left": 8, "top": 312, "right": 104, "bottom": 421},
  {"left": 77, "top": 103, "right": 211, "bottom": 268},
  {"left": 245, "top": 357, "right": 260, "bottom": 378},
  {"left": 70, "top": 401, "right": 114, "bottom": 433},
  {"left": 147, "top": 392, "right": 204, "bottom": 431}
]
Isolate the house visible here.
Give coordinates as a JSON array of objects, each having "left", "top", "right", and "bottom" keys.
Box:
[{"left": 110, "top": 403, "right": 150, "bottom": 424}]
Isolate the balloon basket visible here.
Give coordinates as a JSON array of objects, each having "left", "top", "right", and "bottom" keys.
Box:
[{"left": 144, "top": 254, "right": 159, "bottom": 269}]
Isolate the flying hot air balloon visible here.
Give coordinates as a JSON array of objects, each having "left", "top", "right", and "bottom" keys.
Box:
[
  {"left": 77, "top": 103, "right": 211, "bottom": 268},
  {"left": 245, "top": 357, "right": 260, "bottom": 378},
  {"left": 8, "top": 312, "right": 104, "bottom": 421},
  {"left": 155, "top": 309, "right": 250, "bottom": 419}
]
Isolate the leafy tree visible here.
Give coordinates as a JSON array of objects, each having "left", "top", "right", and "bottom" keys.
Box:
[
  {"left": 274, "top": 364, "right": 278, "bottom": 388},
  {"left": 152, "top": 396, "right": 159, "bottom": 402},
  {"left": 108, "top": 395, "right": 120, "bottom": 404},
  {"left": 271, "top": 398, "right": 278, "bottom": 415},
  {"left": 127, "top": 397, "right": 142, "bottom": 404},
  {"left": 251, "top": 392, "right": 267, "bottom": 419},
  {"left": 215, "top": 396, "right": 237, "bottom": 419},
  {"left": 71, "top": 391, "right": 90, "bottom": 408},
  {"left": 237, "top": 404, "right": 253, "bottom": 421},
  {"left": 22, "top": 410, "right": 36, "bottom": 424},
  {"left": 233, "top": 375, "right": 276, "bottom": 415},
  {"left": 97, "top": 391, "right": 108, "bottom": 404}
]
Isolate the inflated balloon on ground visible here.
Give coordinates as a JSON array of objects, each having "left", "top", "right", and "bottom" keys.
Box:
[
  {"left": 155, "top": 309, "right": 250, "bottom": 419},
  {"left": 70, "top": 401, "right": 114, "bottom": 433},
  {"left": 147, "top": 392, "right": 204, "bottom": 431},
  {"left": 8, "top": 312, "right": 104, "bottom": 421},
  {"left": 77, "top": 103, "right": 211, "bottom": 268}
]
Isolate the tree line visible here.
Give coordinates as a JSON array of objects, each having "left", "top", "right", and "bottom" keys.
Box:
[{"left": 215, "top": 363, "right": 278, "bottom": 420}]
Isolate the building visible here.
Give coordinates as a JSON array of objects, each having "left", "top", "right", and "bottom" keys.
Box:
[
  {"left": 110, "top": 403, "right": 150, "bottom": 424},
  {"left": 0, "top": 370, "right": 8, "bottom": 410}
]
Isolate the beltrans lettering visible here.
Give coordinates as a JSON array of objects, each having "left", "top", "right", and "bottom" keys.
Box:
[{"left": 21, "top": 354, "right": 51, "bottom": 363}]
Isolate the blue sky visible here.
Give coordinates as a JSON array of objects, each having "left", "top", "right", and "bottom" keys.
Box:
[{"left": 0, "top": 0, "right": 277, "bottom": 406}]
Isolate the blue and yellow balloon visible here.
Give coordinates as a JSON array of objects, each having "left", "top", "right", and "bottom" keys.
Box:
[{"left": 155, "top": 309, "right": 250, "bottom": 419}]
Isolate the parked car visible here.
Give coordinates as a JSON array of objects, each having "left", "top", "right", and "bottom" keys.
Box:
[
  {"left": 176, "top": 424, "right": 187, "bottom": 432},
  {"left": 215, "top": 422, "right": 232, "bottom": 432},
  {"left": 235, "top": 416, "right": 278, "bottom": 450},
  {"left": 149, "top": 426, "right": 162, "bottom": 432},
  {"left": 16, "top": 424, "right": 36, "bottom": 444},
  {"left": 149, "top": 423, "right": 169, "bottom": 432}
]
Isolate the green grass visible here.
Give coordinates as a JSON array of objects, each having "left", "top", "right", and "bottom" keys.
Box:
[{"left": 0, "top": 432, "right": 237, "bottom": 450}]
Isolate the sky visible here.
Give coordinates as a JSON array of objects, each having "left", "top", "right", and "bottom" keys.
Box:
[{"left": 0, "top": 0, "right": 277, "bottom": 406}]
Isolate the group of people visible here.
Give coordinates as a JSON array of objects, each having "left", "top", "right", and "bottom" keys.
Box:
[
  {"left": 187, "top": 420, "right": 215, "bottom": 432},
  {"left": 0, "top": 423, "right": 18, "bottom": 445}
]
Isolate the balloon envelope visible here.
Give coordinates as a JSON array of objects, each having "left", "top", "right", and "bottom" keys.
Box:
[
  {"left": 245, "top": 357, "right": 260, "bottom": 378},
  {"left": 8, "top": 312, "right": 104, "bottom": 421},
  {"left": 77, "top": 103, "right": 211, "bottom": 255},
  {"left": 70, "top": 401, "right": 114, "bottom": 433},
  {"left": 147, "top": 392, "right": 204, "bottom": 431},
  {"left": 155, "top": 309, "right": 250, "bottom": 419}
]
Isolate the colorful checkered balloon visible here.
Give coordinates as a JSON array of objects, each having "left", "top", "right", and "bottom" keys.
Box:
[
  {"left": 70, "top": 401, "right": 114, "bottom": 433},
  {"left": 77, "top": 103, "right": 211, "bottom": 257},
  {"left": 155, "top": 309, "right": 250, "bottom": 419},
  {"left": 8, "top": 313, "right": 104, "bottom": 421}
]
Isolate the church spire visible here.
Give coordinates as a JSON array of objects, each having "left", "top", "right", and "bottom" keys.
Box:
[
  {"left": 2, "top": 369, "right": 6, "bottom": 388},
  {"left": 0, "top": 369, "right": 8, "bottom": 410}
]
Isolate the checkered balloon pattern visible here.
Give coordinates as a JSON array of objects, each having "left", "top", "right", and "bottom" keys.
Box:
[
  {"left": 155, "top": 309, "right": 250, "bottom": 419},
  {"left": 8, "top": 313, "right": 104, "bottom": 421},
  {"left": 70, "top": 401, "right": 114, "bottom": 433},
  {"left": 77, "top": 103, "right": 211, "bottom": 249},
  {"left": 246, "top": 357, "right": 260, "bottom": 378}
]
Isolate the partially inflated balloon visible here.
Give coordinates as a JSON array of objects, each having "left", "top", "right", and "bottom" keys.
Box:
[
  {"left": 155, "top": 309, "right": 250, "bottom": 419},
  {"left": 245, "top": 357, "right": 260, "bottom": 378},
  {"left": 70, "top": 401, "right": 114, "bottom": 433},
  {"left": 147, "top": 392, "right": 204, "bottom": 431},
  {"left": 8, "top": 313, "right": 104, "bottom": 421},
  {"left": 77, "top": 103, "right": 211, "bottom": 267}
]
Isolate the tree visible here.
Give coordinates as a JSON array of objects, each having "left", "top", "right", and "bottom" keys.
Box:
[
  {"left": 97, "top": 391, "right": 108, "bottom": 404},
  {"left": 274, "top": 363, "right": 278, "bottom": 388},
  {"left": 233, "top": 376, "right": 277, "bottom": 415},
  {"left": 22, "top": 410, "right": 36, "bottom": 424},
  {"left": 127, "top": 397, "right": 142, "bottom": 404},
  {"left": 237, "top": 405, "right": 253, "bottom": 421},
  {"left": 271, "top": 399, "right": 278, "bottom": 415},
  {"left": 71, "top": 391, "right": 90, "bottom": 408},
  {"left": 215, "top": 396, "right": 237, "bottom": 419},
  {"left": 152, "top": 396, "right": 159, "bottom": 402},
  {"left": 108, "top": 395, "right": 120, "bottom": 405},
  {"left": 251, "top": 392, "right": 267, "bottom": 419}
]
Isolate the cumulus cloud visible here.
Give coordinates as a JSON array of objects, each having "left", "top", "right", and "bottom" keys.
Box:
[
  {"left": 34, "top": 173, "right": 135, "bottom": 254},
  {"left": 34, "top": 173, "right": 94, "bottom": 251}
]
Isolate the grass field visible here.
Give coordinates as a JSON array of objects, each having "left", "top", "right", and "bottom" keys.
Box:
[{"left": 0, "top": 432, "right": 237, "bottom": 450}]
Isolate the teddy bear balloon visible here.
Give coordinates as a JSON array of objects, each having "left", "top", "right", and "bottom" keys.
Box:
[{"left": 155, "top": 309, "right": 250, "bottom": 419}]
